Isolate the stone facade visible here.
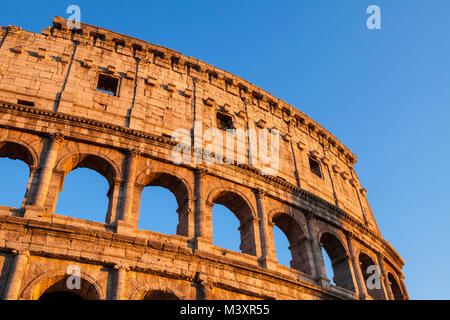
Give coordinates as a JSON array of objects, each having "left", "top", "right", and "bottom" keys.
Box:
[{"left": 0, "top": 17, "right": 407, "bottom": 300}]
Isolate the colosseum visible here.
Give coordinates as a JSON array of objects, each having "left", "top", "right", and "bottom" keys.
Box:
[{"left": 0, "top": 16, "right": 408, "bottom": 300}]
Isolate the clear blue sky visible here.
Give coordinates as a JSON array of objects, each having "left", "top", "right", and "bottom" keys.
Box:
[{"left": 0, "top": 0, "right": 449, "bottom": 300}]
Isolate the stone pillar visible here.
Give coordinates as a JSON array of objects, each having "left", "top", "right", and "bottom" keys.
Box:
[
  {"left": 377, "top": 252, "right": 394, "bottom": 300},
  {"left": 3, "top": 250, "right": 30, "bottom": 300},
  {"left": 305, "top": 212, "right": 329, "bottom": 287},
  {"left": 30, "top": 134, "right": 64, "bottom": 209},
  {"left": 106, "top": 178, "right": 124, "bottom": 224},
  {"left": 398, "top": 271, "right": 409, "bottom": 300},
  {"left": 176, "top": 196, "right": 196, "bottom": 238},
  {"left": 196, "top": 274, "right": 213, "bottom": 300},
  {"left": 193, "top": 168, "right": 212, "bottom": 251},
  {"left": 254, "top": 189, "right": 277, "bottom": 269},
  {"left": 21, "top": 166, "right": 37, "bottom": 208},
  {"left": 117, "top": 150, "right": 139, "bottom": 234},
  {"left": 345, "top": 232, "right": 369, "bottom": 300},
  {"left": 201, "top": 280, "right": 214, "bottom": 300},
  {"left": 113, "top": 264, "right": 129, "bottom": 300}
]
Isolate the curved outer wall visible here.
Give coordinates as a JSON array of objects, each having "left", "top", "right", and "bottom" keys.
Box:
[{"left": 0, "top": 17, "right": 407, "bottom": 300}]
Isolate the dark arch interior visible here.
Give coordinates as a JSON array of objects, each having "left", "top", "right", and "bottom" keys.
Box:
[
  {"left": 37, "top": 276, "right": 100, "bottom": 300},
  {"left": 39, "top": 291, "right": 84, "bottom": 301},
  {"left": 212, "top": 191, "right": 256, "bottom": 256},
  {"left": 359, "top": 253, "right": 384, "bottom": 300},
  {"left": 320, "top": 233, "right": 354, "bottom": 291},
  {"left": 388, "top": 273, "right": 404, "bottom": 300},
  {"left": 0, "top": 142, "right": 34, "bottom": 167},
  {"left": 272, "top": 213, "right": 311, "bottom": 274},
  {"left": 143, "top": 290, "right": 179, "bottom": 300}
]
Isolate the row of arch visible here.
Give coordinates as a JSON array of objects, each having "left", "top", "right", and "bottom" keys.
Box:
[
  {"left": 22, "top": 271, "right": 180, "bottom": 300},
  {"left": 0, "top": 137, "right": 406, "bottom": 300}
]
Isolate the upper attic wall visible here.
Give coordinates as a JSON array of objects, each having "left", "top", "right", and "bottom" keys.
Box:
[
  {"left": 47, "top": 16, "right": 358, "bottom": 164},
  {"left": 0, "top": 17, "right": 380, "bottom": 232}
]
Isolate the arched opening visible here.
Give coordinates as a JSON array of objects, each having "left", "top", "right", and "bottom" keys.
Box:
[
  {"left": 359, "top": 253, "right": 384, "bottom": 300},
  {"left": 55, "top": 154, "right": 117, "bottom": 223},
  {"left": 143, "top": 290, "right": 179, "bottom": 300},
  {"left": 34, "top": 275, "right": 100, "bottom": 300},
  {"left": 39, "top": 291, "right": 84, "bottom": 301},
  {"left": 388, "top": 273, "right": 404, "bottom": 300},
  {"left": 0, "top": 142, "right": 34, "bottom": 208},
  {"left": 139, "top": 186, "right": 178, "bottom": 235},
  {"left": 321, "top": 247, "right": 335, "bottom": 285},
  {"left": 138, "top": 173, "right": 190, "bottom": 237},
  {"left": 210, "top": 191, "right": 256, "bottom": 256},
  {"left": 320, "top": 233, "right": 354, "bottom": 291},
  {"left": 55, "top": 168, "right": 109, "bottom": 223},
  {"left": 272, "top": 213, "right": 311, "bottom": 274},
  {"left": 272, "top": 225, "right": 291, "bottom": 268},
  {"left": 212, "top": 203, "right": 241, "bottom": 252}
]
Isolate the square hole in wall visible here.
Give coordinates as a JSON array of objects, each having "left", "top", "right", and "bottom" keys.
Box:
[
  {"left": 216, "top": 112, "right": 235, "bottom": 131},
  {"left": 309, "top": 156, "right": 323, "bottom": 178},
  {"left": 97, "top": 74, "right": 118, "bottom": 96}
]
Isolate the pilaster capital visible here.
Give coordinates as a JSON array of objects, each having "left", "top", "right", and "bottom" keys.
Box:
[
  {"left": 113, "top": 177, "right": 124, "bottom": 185},
  {"left": 48, "top": 132, "right": 65, "bottom": 144},
  {"left": 127, "top": 148, "right": 141, "bottom": 158},
  {"left": 398, "top": 272, "right": 405, "bottom": 281},
  {"left": 114, "top": 264, "right": 130, "bottom": 271},
  {"left": 304, "top": 209, "right": 315, "bottom": 221},
  {"left": 134, "top": 182, "right": 146, "bottom": 190},
  {"left": 344, "top": 229, "right": 354, "bottom": 240},
  {"left": 11, "top": 249, "right": 30, "bottom": 257},
  {"left": 195, "top": 167, "right": 208, "bottom": 178},
  {"left": 253, "top": 188, "right": 268, "bottom": 200},
  {"left": 205, "top": 201, "right": 215, "bottom": 208}
]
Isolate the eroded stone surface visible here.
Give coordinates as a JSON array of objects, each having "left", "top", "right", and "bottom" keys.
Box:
[{"left": 0, "top": 17, "right": 407, "bottom": 300}]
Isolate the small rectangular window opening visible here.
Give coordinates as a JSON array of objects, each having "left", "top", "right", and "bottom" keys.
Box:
[
  {"left": 309, "top": 157, "right": 323, "bottom": 178},
  {"left": 217, "top": 112, "right": 235, "bottom": 131},
  {"left": 97, "top": 74, "right": 119, "bottom": 96},
  {"left": 17, "top": 99, "right": 35, "bottom": 107}
]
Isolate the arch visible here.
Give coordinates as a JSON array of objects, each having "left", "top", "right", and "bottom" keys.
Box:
[
  {"left": 39, "top": 291, "right": 85, "bottom": 300},
  {"left": 137, "top": 170, "right": 192, "bottom": 213},
  {"left": 206, "top": 188, "right": 257, "bottom": 219},
  {"left": 0, "top": 140, "right": 37, "bottom": 168},
  {"left": 0, "top": 140, "right": 38, "bottom": 208},
  {"left": 207, "top": 187, "right": 257, "bottom": 256},
  {"left": 388, "top": 272, "right": 404, "bottom": 300},
  {"left": 56, "top": 152, "right": 120, "bottom": 189},
  {"left": 20, "top": 268, "right": 103, "bottom": 300},
  {"left": 142, "top": 289, "right": 180, "bottom": 300},
  {"left": 271, "top": 211, "right": 312, "bottom": 274},
  {"left": 319, "top": 232, "right": 354, "bottom": 291},
  {"left": 53, "top": 152, "right": 120, "bottom": 221},
  {"left": 359, "top": 252, "right": 384, "bottom": 300},
  {"left": 136, "top": 170, "right": 192, "bottom": 237},
  {"left": 130, "top": 283, "right": 187, "bottom": 300}
]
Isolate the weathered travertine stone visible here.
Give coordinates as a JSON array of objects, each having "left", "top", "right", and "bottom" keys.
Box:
[{"left": 0, "top": 17, "right": 407, "bottom": 300}]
